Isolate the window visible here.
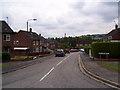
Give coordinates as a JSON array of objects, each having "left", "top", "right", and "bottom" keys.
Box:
[
  {"left": 3, "top": 47, "right": 10, "bottom": 52},
  {"left": 108, "top": 36, "right": 112, "bottom": 40},
  {"left": 33, "top": 41, "right": 35, "bottom": 45},
  {"left": 36, "top": 41, "right": 39, "bottom": 45},
  {"left": 36, "top": 48, "right": 39, "bottom": 52},
  {"left": 40, "top": 41, "right": 43, "bottom": 45},
  {"left": 40, "top": 47, "right": 42, "bottom": 52},
  {"left": 3, "top": 34, "right": 10, "bottom": 41}
]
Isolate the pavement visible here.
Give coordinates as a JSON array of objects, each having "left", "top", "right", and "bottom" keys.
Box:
[
  {"left": 2, "top": 54, "right": 55, "bottom": 74},
  {"left": 79, "top": 52, "right": 119, "bottom": 84}
]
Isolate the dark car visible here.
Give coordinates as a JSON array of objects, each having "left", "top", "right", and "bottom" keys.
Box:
[
  {"left": 55, "top": 49, "right": 65, "bottom": 57},
  {"left": 64, "top": 49, "right": 70, "bottom": 54}
]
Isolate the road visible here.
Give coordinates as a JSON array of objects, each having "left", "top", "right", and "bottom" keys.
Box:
[{"left": 2, "top": 52, "right": 111, "bottom": 88}]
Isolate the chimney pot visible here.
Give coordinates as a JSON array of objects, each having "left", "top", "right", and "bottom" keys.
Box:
[{"left": 30, "top": 28, "right": 32, "bottom": 32}]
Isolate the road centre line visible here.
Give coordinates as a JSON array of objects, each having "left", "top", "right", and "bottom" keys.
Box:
[
  {"left": 56, "top": 55, "right": 71, "bottom": 66},
  {"left": 56, "top": 60, "right": 63, "bottom": 66},
  {"left": 40, "top": 54, "right": 72, "bottom": 82},
  {"left": 40, "top": 67, "right": 54, "bottom": 82}
]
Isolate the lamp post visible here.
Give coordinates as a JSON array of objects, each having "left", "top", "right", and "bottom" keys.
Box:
[
  {"left": 27, "top": 19, "right": 37, "bottom": 58},
  {"left": 27, "top": 19, "right": 37, "bottom": 32}
]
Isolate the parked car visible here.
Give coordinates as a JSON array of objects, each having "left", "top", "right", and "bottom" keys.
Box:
[
  {"left": 70, "top": 49, "right": 78, "bottom": 52},
  {"left": 64, "top": 49, "right": 70, "bottom": 54},
  {"left": 80, "top": 48, "right": 85, "bottom": 52},
  {"left": 55, "top": 49, "right": 65, "bottom": 57}
]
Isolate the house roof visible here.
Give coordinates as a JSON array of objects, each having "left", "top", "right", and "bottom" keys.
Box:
[
  {"left": 18, "top": 30, "right": 40, "bottom": 40},
  {"left": 106, "top": 28, "right": 120, "bottom": 36},
  {"left": 0, "top": 20, "right": 14, "bottom": 34}
]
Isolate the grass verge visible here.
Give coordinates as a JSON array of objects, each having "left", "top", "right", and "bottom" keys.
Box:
[
  {"left": 97, "top": 62, "right": 120, "bottom": 73},
  {"left": 0, "top": 63, "right": 14, "bottom": 67},
  {"left": 11, "top": 56, "right": 33, "bottom": 60}
]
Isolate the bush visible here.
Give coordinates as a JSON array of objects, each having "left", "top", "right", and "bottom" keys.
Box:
[
  {"left": 2, "top": 52, "right": 11, "bottom": 61},
  {"left": 92, "top": 42, "right": 120, "bottom": 58},
  {"left": 83, "top": 47, "right": 91, "bottom": 54}
]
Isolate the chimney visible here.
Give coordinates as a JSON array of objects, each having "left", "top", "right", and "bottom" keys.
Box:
[
  {"left": 30, "top": 28, "right": 32, "bottom": 32},
  {"left": 39, "top": 34, "right": 41, "bottom": 37},
  {"left": 115, "top": 24, "right": 118, "bottom": 29}
]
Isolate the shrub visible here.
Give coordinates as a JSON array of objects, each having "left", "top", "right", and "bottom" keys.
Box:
[
  {"left": 92, "top": 42, "right": 120, "bottom": 58},
  {"left": 83, "top": 47, "right": 91, "bottom": 54},
  {"left": 2, "top": 52, "right": 11, "bottom": 61}
]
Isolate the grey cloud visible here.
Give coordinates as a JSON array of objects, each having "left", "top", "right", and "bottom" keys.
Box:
[
  {"left": 64, "top": 26, "right": 76, "bottom": 30},
  {"left": 72, "top": 2, "right": 117, "bottom": 22},
  {"left": 57, "top": 19, "right": 66, "bottom": 24},
  {"left": 101, "top": 2, "right": 118, "bottom": 7},
  {"left": 71, "top": 2, "right": 85, "bottom": 9},
  {"left": 33, "top": 23, "right": 58, "bottom": 30}
]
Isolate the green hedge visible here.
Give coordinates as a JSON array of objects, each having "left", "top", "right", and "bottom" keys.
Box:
[
  {"left": 83, "top": 47, "right": 91, "bottom": 54},
  {"left": 2, "top": 52, "right": 11, "bottom": 61},
  {"left": 92, "top": 42, "right": 120, "bottom": 58}
]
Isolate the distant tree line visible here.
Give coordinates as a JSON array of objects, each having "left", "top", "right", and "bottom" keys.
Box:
[{"left": 48, "top": 34, "right": 104, "bottom": 49}]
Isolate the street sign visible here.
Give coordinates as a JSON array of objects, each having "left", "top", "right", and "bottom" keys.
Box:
[
  {"left": 98, "top": 52, "right": 109, "bottom": 55},
  {"left": 98, "top": 52, "right": 110, "bottom": 60}
]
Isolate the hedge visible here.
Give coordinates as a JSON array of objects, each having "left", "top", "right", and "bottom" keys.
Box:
[
  {"left": 83, "top": 47, "right": 91, "bottom": 54},
  {"left": 92, "top": 42, "right": 120, "bottom": 58},
  {"left": 2, "top": 52, "right": 11, "bottom": 61}
]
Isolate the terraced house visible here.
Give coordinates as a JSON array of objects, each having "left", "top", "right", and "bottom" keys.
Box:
[
  {"left": 1, "top": 20, "right": 59, "bottom": 56},
  {"left": 1, "top": 21, "right": 15, "bottom": 56}
]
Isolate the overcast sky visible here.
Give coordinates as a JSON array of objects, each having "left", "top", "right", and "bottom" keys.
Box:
[{"left": 0, "top": 0, "right": 119, "bottom": 38}]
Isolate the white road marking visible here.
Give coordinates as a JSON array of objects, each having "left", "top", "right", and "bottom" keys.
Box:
[
  {"left": 56, "top": 60, "right": 63, "bottom": 66},
  {"left": 40, "top": 54, "right": 73, "bottom": 82},
  {"left": 40, "top": 67, "right": 54, "bottom": 81},
  {"left": 56, "top": 55, "right": 71, "bottom": 66}
]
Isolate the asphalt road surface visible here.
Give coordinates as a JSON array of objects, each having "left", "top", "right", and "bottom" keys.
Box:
[{"left": 2, "top": 52, "right": 111, "bottom": 88}]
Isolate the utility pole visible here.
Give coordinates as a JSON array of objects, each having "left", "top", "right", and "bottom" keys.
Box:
[{"left": 64, "top": 33, "right": 66, "bottom": 38}]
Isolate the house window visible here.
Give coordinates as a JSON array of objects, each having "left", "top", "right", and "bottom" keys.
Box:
[
  {"left": 3, "top": 47, "right": 10, "bottom": 53},
  {"left": 40, "top": 47, "right": 42, "bottom": 52},
  {"left": 36, "top": 41, "right": 39, "bottom": 45},
  {"left": 3, "top": 34, "right": 10, "bottom": 41},
  {"left": 40, "top": 41, "right": 43, "bottom": 45},
  {"left": 33, "top": 41, "right": 35, "bottom": 45},
  {"left": 36, "top": 48, "right": 39, "bottom": 52},
  {"left": 108, "top": 36, "right": 112, "bottom": 40}
]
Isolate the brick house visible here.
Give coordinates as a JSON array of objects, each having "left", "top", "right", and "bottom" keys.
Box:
[
  {"left": 76, "top": 40, "right": 92, "bottom": 47},
  {"left": 44, "top": 39, "right": 59, "bottom": 50},
  {"left": 2, "top": 20, "right": 59, "bottom": 56},
  {"left": 13, "top": 28, "right": 59, "bottom": 56},
  {"left": 104, "top": 25, "right": 120, "bottom": 42},
  {"left": 13, "top": 28, "right": 47, "bottom": 56},
  {"left": 1, "top": 21, "right": 15, "bottom": 56}
]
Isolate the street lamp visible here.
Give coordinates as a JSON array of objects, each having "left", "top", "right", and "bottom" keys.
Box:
[
  {"left": 27, "top": 19, "right": 37, "bottom": 32},
  {"left": 26, "top": 19, "right": 37, "bottom": 58}
]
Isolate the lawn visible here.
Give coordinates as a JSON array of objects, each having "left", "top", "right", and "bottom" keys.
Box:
[
  {"left": 11, "top": 56, "right": 33, "bottom": 60},
  {"left": 0, "top": 63, "right": 14, "bottom": 67},
  {"left": 97, "top": 62, "right": 120, "bottom": 72}
]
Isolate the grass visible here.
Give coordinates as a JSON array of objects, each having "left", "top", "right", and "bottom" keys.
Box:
[
  {"left": 0, "top": 63, "right": 14, "bottom": 67},
  {"left": 11, "top": 56, "right": 33, "bottom": 60},
  {"left": 97, "top": 62, "right": 120, "bottom": 73}
]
